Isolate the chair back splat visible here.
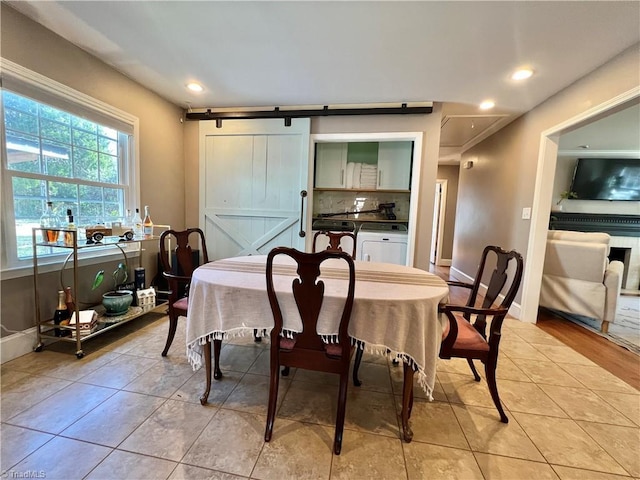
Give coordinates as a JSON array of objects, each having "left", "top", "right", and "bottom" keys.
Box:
[
  {"left": 439, "top": 245, "right": 524, "bottom": 423},
  {"left": 264, "top": 247, "right": 355, "bottom": 455},
  {"left": 312, "top": 230, "right": 357, "bottom": 259}
]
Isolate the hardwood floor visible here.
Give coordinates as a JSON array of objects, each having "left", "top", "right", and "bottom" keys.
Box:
[{"left": 429, "top": 263, "right": 640, "bottom": 390}]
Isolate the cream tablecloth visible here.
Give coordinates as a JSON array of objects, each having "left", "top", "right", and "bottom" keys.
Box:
[{"left": 186, "top": 255, "right": 448, "bottom": 398}]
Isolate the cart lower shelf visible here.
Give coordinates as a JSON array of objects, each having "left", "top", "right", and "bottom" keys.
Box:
[{"left": 35, "top": 300, "right": 168, "bottom": 358}]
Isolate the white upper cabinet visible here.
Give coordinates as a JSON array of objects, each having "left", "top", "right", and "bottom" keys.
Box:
[
  {"left": 314, "top": 142, "right": 347, "bottom": 188},
  {"left": 377, "top": 141, "right": 412, "bottom": 190},
  {"left": 314, "top": 141, "right": 413, "bottom": 191}
]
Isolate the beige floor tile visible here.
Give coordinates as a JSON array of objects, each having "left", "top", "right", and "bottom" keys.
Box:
[
  {"left": 540, "top": 384, "right": 635, "bottom": 426},
  {"left": 578, "top": 421, "right": 640, "bottom": 477},
  {"left": 0, "top": 367, "right": 33, "bottom": 389},
  {"left": 452, "top": 404, "right": 545, "bottom": 461},
  {"left": 559, "top": 364, "right": 639, "bottom": 394},
  {"left": 60, "top": 390, "right": 166, "bottom": 447},
  {"left": 293, "top": 368, "right": 340, "bottom": 386},
  {"left": 41, "top": 349, "right": 123, "bottom": 381},
  {"left": 398, "top": 400, "right": 469, "bottom": 450},
  {"left": 0, "top": 424, "right": 53, "bottom": 472},
  {"left": 509, "top": 328, "right": 566, "bottom": 346},
  {"left": 246, "top": 349, "right": 271, "bottom": 376},
  {"left": 350, "top": 361, "right": 393, "bottom": 393},
  {"left": 219, "top": 344, "right": 265, "bottom": 373},
  {"left": 345, "top": 387, "right": 400, "bottom": 438},
  {"left": 182, "top": 409, "right": 265, "bottom": 477},
  {"left": 534, "top": 344, "right": 598, "bottom": 366},
  {"left": 513, "top": 412, "right": 628, "bottom": 475},
  {"left": 510, "top": 358, "right": 585, "bottom": 387},
  {"left": 252, "top": 419, "right": 333, "bottom": 479},
  {"left": 0, "top": 373, "right": 72, "bottom": 422},
  {"left": 438, "top": 371, "right": 505, "bottom": 409},
  {"left": 593, "top": 390, "right": 640, "bottom": 426},
  {"left": 85, "top": 449, "right": 177, "bottom": 480},
  {"left": 499, "top": 379, "right": 568, "bottom": 417},
  {"left": 8, "top": 382, "right": 117, "bottom": 434},
  {"left": 168, "top": 464, "right": 247, "bottom": 479},
  {"left": 474, "top": 452, "right": 560, "bottom": 479},
  {"left": 330, "top": 429, "right": 407, "bottom": 480},
  {"left": 494, "top": 356, "right": 533, "bottom": 382},
  {"left": 222, "top": 372, "right": 289, "bottom": 416},
  {"left": 172, "top": 369, "right": 243, "bottom": 406},
  {"left": 277, "top": 379, "right": 338, "bottom": 426},
  {"left": 500, "top": 339, "right": 551, "bottom": 361},
  {"left": 2, "top": 349, "right": 70, "bottom": 376},
  {"left": 77, "top": 353, "right": 159, "bottom": 389},
  {"left": 552, "top": 465, "right": 637, "bottom": 480},
  {"left": 119, "top": 398, "right": 216, "bottom": 461},
  {"left": 403, "top": 442, "right": 484, "bottom": 480},
  {"left": 123, "top": 358, "right": 195, "bottom": 397},
  {"left": 7, "top": 436, "right": 111, "bottom": 480}
]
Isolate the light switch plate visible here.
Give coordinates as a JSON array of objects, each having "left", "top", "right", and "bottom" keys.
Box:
[{"left": 522, "top": 207, "right": 531, "bottom": 220}]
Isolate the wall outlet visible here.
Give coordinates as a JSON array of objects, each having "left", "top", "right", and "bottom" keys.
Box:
[{"left": 522, "top": 207, "right": 531, "bottom": 220}]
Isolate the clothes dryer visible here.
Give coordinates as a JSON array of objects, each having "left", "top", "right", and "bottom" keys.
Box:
[{"left": 356, "top": 223, "right": 408, "bottom": 265}]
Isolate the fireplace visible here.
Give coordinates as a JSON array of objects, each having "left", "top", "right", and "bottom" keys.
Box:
[{"left": 609, "top": 247, "right": 632, "bottom": 289}]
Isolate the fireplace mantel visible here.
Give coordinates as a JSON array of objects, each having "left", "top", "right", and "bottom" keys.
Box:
[{"left": 549, "top": 212, "right": 640, "bottom": 237}]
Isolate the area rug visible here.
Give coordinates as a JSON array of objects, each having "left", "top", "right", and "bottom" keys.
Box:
[{"left": 553, "top": 295, "right": 640, "bottom": 355}]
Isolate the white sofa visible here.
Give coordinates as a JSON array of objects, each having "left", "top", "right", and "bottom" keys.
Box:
[{"left": 540, "top": 230, "right": 624, "bottom": 332}]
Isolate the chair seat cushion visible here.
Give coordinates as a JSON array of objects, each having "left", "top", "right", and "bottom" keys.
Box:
[
  {"left": 172, "top": 296, "right": 189, "bottom": 313},
  {"left": 442, "top": 314, "right": 490, "bottom": 352},
  {"left": 279, "top": 337, "right": 344, "bottom": 358}
]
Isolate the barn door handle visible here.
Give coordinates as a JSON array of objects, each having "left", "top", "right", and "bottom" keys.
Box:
[{"left": 299, "top": 190, "right": 307, "bottom": 237}]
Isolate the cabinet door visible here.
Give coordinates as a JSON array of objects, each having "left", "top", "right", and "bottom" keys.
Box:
[
  {"left": 315, "top": 143, "right": 347, "bottom": 188},
  {"left": 377, "top": 142, "right": 412, "bottom": 190}
]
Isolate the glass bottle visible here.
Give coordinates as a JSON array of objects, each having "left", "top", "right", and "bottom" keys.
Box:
[
  {"left": 63, "top": 209, "right": 76, "bottom": 246},
  {"left": 142, "top": 205, "right": 154, "bottom": 237},
  {"left": 40, "top": 201, "right": 60, "bottom": 243},
  {"left": 132, "top": 208, "right": 143, "bottom": 237},
  {"left": 124, "top": 209, "right": 133, "bottom": 229},
  {"left": 53, "top": 290, "right": 70, "bottom": 337}
]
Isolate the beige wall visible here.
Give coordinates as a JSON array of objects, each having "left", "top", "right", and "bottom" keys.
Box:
[
  {"left": 436, "top": 165, "right": 460, "bottom": 260},
  {"left": 1, "top": 5, "right": 185, "bottom": 335},
  {"left": 183, "top": 107, "right": 443, "bottom": 270},
  {"left": 454, "top": 44, "right": 640, "bottom": 310}
]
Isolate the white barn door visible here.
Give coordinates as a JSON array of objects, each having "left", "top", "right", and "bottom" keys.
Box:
[{"left": 199, "top": 118, "right": 310, "bottom": 260}]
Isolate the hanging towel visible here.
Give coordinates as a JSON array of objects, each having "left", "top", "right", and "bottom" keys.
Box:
[
  {"left": 345, "top": 162, "right": 355, "bottom": 189},
  {"left": 352, "top": 163, "right": 362, "bottom": 188}
]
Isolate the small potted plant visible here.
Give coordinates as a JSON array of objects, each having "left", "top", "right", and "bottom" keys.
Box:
[
  {"left": 553, "top": 190, "right": 578, "bottom": 211},
  {"left": 92, "top": 262, "right": 133, "bottom": 316}
]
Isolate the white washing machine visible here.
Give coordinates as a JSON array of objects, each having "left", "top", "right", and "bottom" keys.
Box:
[{"left": 357, "top": 223, "right": 408, "bottom": 265}]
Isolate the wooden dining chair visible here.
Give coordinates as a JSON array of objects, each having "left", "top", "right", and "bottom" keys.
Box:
[
  {"left": 264, "top": 247, "right": 356, "bottom": 455},
  {"left": 438, "top": 245, "right": 524, "bottom": 423},
  {"left": 312, "top": 230, "right": 357, "bottom": 258},
  {"left": 158, "top": 228, "right": 220, "bottom": 378}
]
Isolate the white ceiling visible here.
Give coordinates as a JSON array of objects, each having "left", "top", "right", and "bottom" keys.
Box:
[{"left": 5, "top": 1, "right": 640, "bottom": 153}]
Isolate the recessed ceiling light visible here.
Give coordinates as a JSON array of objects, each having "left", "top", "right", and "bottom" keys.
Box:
[
  {"left": 511, "top": 68, "right": 534, "bottom": 81},
  {"left": 479, "top": 100, "right": 495, "bottom": 110},
  {"left": 187, "top": 82, "right": 203, "bottom": 92}
]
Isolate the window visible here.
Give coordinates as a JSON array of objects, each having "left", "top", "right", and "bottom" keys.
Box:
[{"left": 1, "top": 60, "right": 139, "bottom": 272}]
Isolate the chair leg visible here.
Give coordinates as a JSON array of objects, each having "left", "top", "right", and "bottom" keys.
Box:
[
  {"left": 254, "top": 328, "right": 262, "bottom": 342},
  {"left": 161, "top": 314, "right": 178, "bottom": 357},
  {"left": 467, "top": 358, "right": 481, "bottom": 381},
  {"left": 352, "top": 348, "right": 363, "bottom": 386},
  {"left": 264, "top": 358, "right": 281, "bottom": 442},
  {"left": 281, "top": 366, "right": 290, "bottom": 376},
  {"left": 334, "top": 371, "right": 350, "bottom": 455},
  {"left": 485, "top": 359, "right": 508, "bottom": 423},
  {"left": 199, "top": 340, "right": 212, "bottom": 406}
]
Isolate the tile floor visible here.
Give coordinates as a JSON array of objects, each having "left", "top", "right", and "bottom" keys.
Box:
[{"left": 1, "top": 312, "right": 639, "bottom": 480}]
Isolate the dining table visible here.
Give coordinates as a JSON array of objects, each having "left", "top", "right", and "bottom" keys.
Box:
[{"left": 186, "top": 254, "right": 449, "bottom": 442}]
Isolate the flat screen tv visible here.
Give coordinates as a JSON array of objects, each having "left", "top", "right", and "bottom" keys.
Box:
[{"left": 570, "top": 158, "right": 640, "bottom": 201}]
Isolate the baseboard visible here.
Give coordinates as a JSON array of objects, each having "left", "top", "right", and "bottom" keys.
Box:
[
  {"left": 449, "top": 267, "right": 522, "bottom": 320},
  {"left": 1, "top": 327, "right": 39, "bottom": 364}
]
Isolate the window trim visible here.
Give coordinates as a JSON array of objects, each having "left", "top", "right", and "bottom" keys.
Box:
[{"left": 1, "top": 58, "right": 140, "bottom": 276}]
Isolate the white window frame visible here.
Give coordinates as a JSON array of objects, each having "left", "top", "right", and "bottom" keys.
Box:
[{"left": 1, "top": 59, "right": 141, "bottom": 278}]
